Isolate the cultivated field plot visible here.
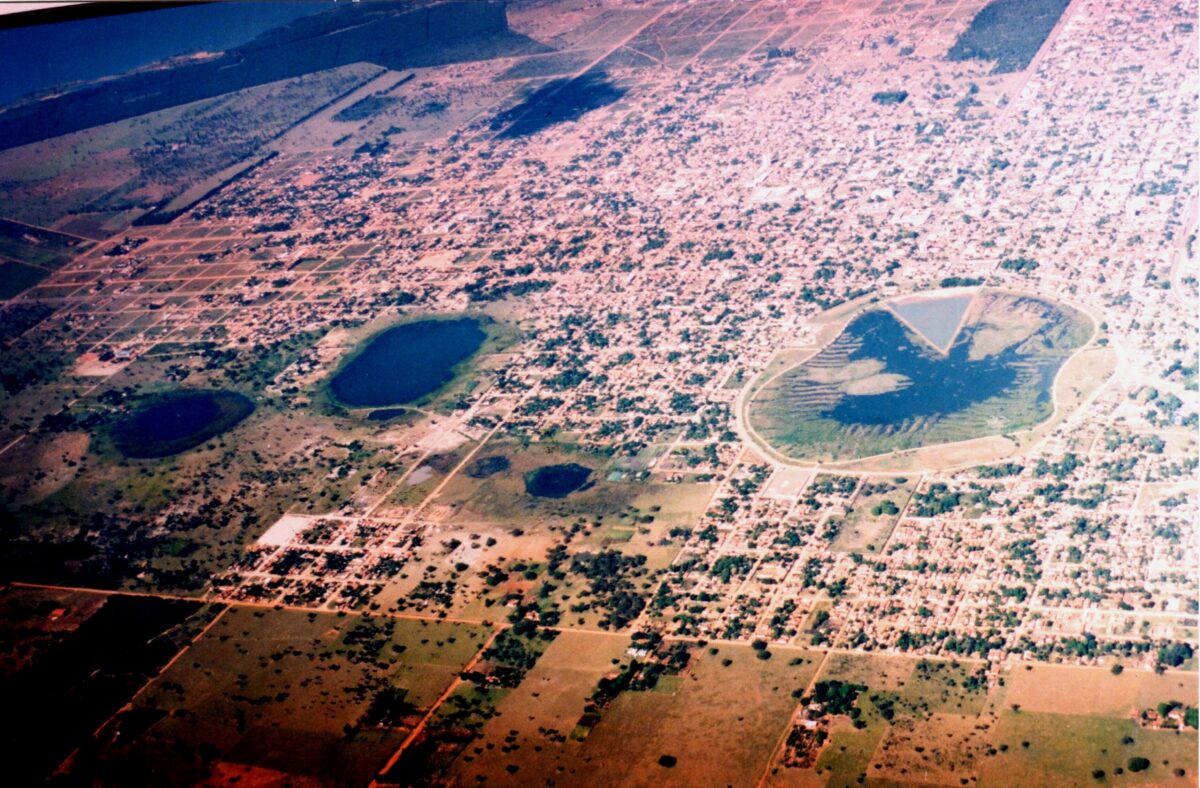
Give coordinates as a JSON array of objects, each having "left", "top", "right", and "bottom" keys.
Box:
[
  {"left": 82, "top": 607, "right": 488, "bottom": 785},
  {"left": 447, "top": 630, "right": 633, "bottom": 784},
  {"left": 0, "top": 587, "right": 216, "bottom": 785},
  {"left": 561, "top": 643, "right": 821, "bottom": 786}
]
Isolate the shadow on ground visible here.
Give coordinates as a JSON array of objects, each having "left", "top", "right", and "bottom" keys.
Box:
[{"left": 491, "top": 70, "right": 625, "bottom": 139}]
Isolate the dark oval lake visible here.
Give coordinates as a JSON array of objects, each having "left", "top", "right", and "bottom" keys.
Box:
[
  {"left": 113, "top": 389, "right": 254, "bottom": 458},
  {"left": 330, "top": 317, "right": 486, "bottom": 407},
  {"left": 524, "top": 463, "right": 592, "bottom": 498}
]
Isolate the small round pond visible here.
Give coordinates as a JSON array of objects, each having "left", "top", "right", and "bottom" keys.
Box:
[{"left": 523, "top": 463, "right": 592, "bottom": 498}]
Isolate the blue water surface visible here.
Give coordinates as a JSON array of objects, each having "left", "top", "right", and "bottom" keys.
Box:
[
  {"left": 1, "top": 3, "right": 333, "bottom": 105},
  {"left": 330, "top": 318, "right": 486, "bottom": 407},
  {"left": 823, "top": 310, "right": 1021, "bottom": 425}
]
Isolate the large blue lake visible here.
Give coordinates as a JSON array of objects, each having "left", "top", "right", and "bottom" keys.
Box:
[
  {"left": 329, "top": 317, "right": 487, "bottom": 407},
  {"left": 0, "top": 3, "right": 333, "bottom": 105},
  {"left": 823, "top": 310, "right": 1047, "bottom": 425},
  {"left": 749, "top": 292, "right": 1090, "bottom": 461}
]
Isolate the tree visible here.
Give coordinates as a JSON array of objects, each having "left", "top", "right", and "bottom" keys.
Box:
[
  {"left": 1127, "top": 757, "right": 1150, "bottom": 773},
  {"left": 1158, "top": 642, "right": 1193, "bottom": 668},
  {"left": 871, "top": 500, "right": 899, "bottom": 516}
]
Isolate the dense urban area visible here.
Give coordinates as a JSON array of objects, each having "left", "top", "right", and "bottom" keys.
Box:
[{"left": 0, "top": 0, "right": 1195, "bottom": 785}]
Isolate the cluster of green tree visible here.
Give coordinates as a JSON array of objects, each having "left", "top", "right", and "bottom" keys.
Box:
[
  {"left": 1034, "top": 452, "right": 1080, "bottom": 480},
  {"left": 976, "top": 462, "right": 1024, "bottom": 478},
  {"left": 893, "top": 630, "right": 1005, "bottom": 657},
  {"left": 940, "top": 276, "right": 985, "bottom": 288},
  {"left": 1000, "top": 257, "right": 1039, "bottom": 273},
  {"left": 911, "top": 483, "right": 962, "bottom": 517},
  {"left": 870, "top": 499, "right": 900, "bottom": 516},
  {"left": 810, "top": 475, "right": 858, "bottom": 496},
  {"left": 472, "top": 618, "right": 557, "bottom": 688},
  {"left": 568, "top": 550, "right": 649, "bottom": 629},
  {"left": 544, "top": 367, "right": 590, "bottom": 391},
  {"left": 1158, "top": 641, "right": 1194, "bottom": 668},
  {"left": 333, "top": 94, "right": 401, "bottom": 122},
  {"left": 871, "top": 90, "right": 909, "bottom": 105},
  {"left": 360, "top": 687, "right": 417, "bottom": 727},
  {"left": 702, "top": 247, "right": 735, "bottom": 262},
  {"left": 769, "top": 599, "right": 798, "bottom": 640},
  {"left": 408, "top": 579, "right": 456, "bottom": 607},
  {"left": 251, "top": 220, "right": 293, "bottom": 234},
  {"left": 377, "top": 289, "right": 418, "bottom": 307},
  {"left": 1007, "top": 634, "right": 1164, "bottom": 664},
  {"left": 462, "top": 276, "right": 553, "bottom": 302},
  {"left": 709, "top": 554, "right": 753, "bottom": 583},
  {"left": 517, "top": 396, "right": 563, "bottom": 416},
  {"left": 806, "top": 680, "right": 867, "bottom": 717}
]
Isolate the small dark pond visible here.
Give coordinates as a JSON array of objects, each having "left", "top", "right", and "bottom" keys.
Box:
[
  {"left": 524, "top": 463, "right": 592, "bottom": 498},
  {"left": 366, "top": 407, "right": 408, "bottom": 422},
  {"left": 329, "top": 317, "right": 486, "bottom": 407},
  {"left": 113, "top": 389, "right": 254, "bottom": 458},
  {"left": 466, "top": 455, "right": 511, "bottom": 479}
]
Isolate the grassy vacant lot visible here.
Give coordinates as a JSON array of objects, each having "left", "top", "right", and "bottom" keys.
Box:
[
  {"left": 1005, "top": 663, "right": 1197, "bottom": 718},
  {"left": 978, "top": 711, "right": 1195, "bottom": 786},
  {"left": 818, "top": 652, "right": 916, "bottom": 693},
  {"left": 830, "top": 476, "right": 916, "bottom": 553},
  {"left": 85, "top": 607, "right": 488, "bottom": 786}
]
